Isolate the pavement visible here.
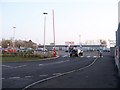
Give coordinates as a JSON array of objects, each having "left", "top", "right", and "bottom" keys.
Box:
[{"left": 30, "top": 52, "right": 119, "bottom": 88}]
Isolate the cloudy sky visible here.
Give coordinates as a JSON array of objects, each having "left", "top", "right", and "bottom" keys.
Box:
[{"left": 1, "top": 0, "right": 119, "bottom": 45}]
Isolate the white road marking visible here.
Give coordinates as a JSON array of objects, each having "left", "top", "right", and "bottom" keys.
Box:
[
  {"left": 55, "top": 60, "right": 69, "bottom": 64},
  {"left": 38, "top": 64, "right": 44, "bottom": 66},
  {"left": 23, "top": 58, "right": 98, "bottom": 90},
  {"left": 39, "top": 60, "right": 69, "bottom": 67},
  {"left": 39, "top": 74, "right": 48, "bottom": 77},
  {"left": 9, "top": 77, "right": 20, "bottom": 79},
  {"left": 2, "top": 65, "right": 13, "bottom": 68},
  {"left": 62, "top": 55, "right": 68, "bottom": 57},
  {"left": 87, "top": 56, "right": 91, "bottom": 58},
  {"left": 13, "top": 65, "right": 27, "bottom": 68},
  {"left": 63, "top": 70, "right": 76, "bottom": 74},
  {"left": 80, "top": 56, "right": 84, "bottom": 57},
  {"left": 2, "top": 65, "right": 27, "bottom": 69},
  {"left": 55, "top": 61, "right": 64, "bottom": 64},
  {"left": 53, "top": 73, "right": 62, "bottom": 76},
  {"left": 93, "top": 56, "right": 97, "bottom": 58},
  {"left": 25, "top": 76, "right": 32, "bottom": 78},
  {"left": 98, "top": 56, "right": 103, "bottom": 58}
]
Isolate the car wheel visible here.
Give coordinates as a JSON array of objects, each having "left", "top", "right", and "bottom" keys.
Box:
[
  {"left": 79, "top": 53, "right": 81, "bottom": 56},
  {"left": 76, "top": 54, "right": 78, "bottom": 57},
  {"left": 81, "top": 53, "right": 83, "bottom": 56},
  {"left": 79, "top": 53, "right": 83, "bottom": 56}
]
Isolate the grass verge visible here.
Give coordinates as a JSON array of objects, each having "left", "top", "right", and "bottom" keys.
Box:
[
  {"left": 1, "top": 56, "right": 41, "bottom": 62},
  {"left": 1, "top": 52, "right": 55, "bottom": 62}
]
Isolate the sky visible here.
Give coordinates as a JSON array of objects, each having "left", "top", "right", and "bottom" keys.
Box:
[{"left": 0, "top": 0, "right": 119, "bottom": 45}]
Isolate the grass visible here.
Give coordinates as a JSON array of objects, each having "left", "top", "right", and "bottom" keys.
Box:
[
  {"left": 1, "top": 56, "right": 41, "bottom": 62},
  {"left": 0, "top": 51, "right": 54, "bottom": 62}
]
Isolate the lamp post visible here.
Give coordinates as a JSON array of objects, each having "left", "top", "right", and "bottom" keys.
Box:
[
  {"left": 52, "top": 10, "right": 57, "bottom": 57},
  {"left": 13, "top": 27, "right": 16, "bottom": 49},
  {"left": 79, "top": 34, "right": 82, "bottom": 48},
  {"left": 43, "top": 12, "right": 48, "bottom": 53}
]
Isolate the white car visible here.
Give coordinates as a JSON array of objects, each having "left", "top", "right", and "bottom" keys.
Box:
[{"left": 35, "top": 48, "right": 47, "bottom": 51}]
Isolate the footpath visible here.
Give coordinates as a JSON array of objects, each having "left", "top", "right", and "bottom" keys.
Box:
[{"left": 30, "top": 52, "right": 119, "bottom": 88}]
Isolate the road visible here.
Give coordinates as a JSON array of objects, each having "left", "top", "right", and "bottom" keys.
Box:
[{"left": 2, "top": 51, "right": 119, "bottom": 89}]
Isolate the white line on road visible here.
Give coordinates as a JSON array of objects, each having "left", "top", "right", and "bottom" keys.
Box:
[
  {"left": 39, "top": 60, "right": 69, "bottom": 67},
  {"left": 23, "top": 74, "right": 63, "bottom": 90},
  {"left": 25, "top": 76, "right": 32, "bottom": 78},
  {"left": 80, "top": 56, "right": 84, "bottom": 58},
  {"left": 38, "top": 64, "right": 44, "bottom": 66},
  {"left": 13, "top": 65, "right": 27, "bottom": 68},
  {"left": 1, "top": 65, "right": 13, "bottom": 68},
  {"left": 52, "top": 73, "right": 62, "bottom": 76},
  {"left": 9, "top": 77, "right": 20, "bottom": 79},
  {"left": 62, "top": 55, "right": 68, "bottom": 57},
  {"left": 39, "top": 74, "right": 48, "bottom": 77},
  {"left": 55, "top": 61, "right": 64, "bottom": 64},
  {"left": 93, "top": 56, "right": 97, "bottom": 58},
  {"left": 2, "top": 65, "right": 27, "bottom": 69},
  {"left": 23, "top": 58, "right": 98, "bottom": 90},
  {"left": 97, "top": 56, "right": 103, "bottom": 58},
  {"left": 87, "top": 56, "right": 91, "bottom": 58}
]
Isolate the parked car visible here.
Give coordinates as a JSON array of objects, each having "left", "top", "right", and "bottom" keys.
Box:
[
  {"left": 35, "top": 48, "right": 48, "bottom": 52},
  {"left": 18, "top": 47, "right": 34, "bottom": 53},
  {"left": 8, "top": 48, "right": 16, "bottom": 53},
  {"left": 2, "top": 48, "right": 17, "bottom": 53},
  {"left": 69, "top": 49, "right": 83, "bottom": 57}
]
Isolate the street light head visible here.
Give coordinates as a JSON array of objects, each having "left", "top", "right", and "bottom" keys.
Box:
[{"left": 43, "top": 12, "right": 48, "bottom": 14}]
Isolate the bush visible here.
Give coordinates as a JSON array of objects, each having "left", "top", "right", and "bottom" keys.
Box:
[
  {"left": 2, "top": 54, "right": 15, "bottom": 57},
  {"left": 2, "top": 50, "right": 54, "bottom": 59}
]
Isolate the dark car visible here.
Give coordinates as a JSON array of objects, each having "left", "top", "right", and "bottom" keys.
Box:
[{"left": 69, "top": 49, "right": 83, "bottom": 57}]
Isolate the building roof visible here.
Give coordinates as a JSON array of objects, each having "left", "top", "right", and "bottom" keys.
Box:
[{"left": 39, "top": 45, "right": 103, "bottom": 47}]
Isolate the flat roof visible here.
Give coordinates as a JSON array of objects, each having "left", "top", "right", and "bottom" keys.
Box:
[{"left": 39, "top": 45, "right": 103, "bottom": 47}]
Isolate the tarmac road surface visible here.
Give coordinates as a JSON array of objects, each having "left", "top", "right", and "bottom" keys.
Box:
[
  {"left": 25, "top": 51, "right": 119, "bottom": 88},
  {"left": 2, "top": 51, "right": 119, "bottom": 89}
]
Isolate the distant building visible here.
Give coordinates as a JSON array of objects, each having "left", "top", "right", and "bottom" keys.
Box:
[
  {"left": 114, "top": 1, "right": 120, "bottom": 75},
  {"left": 117, "top": 1, "right": 120, "bottom": 46},
  {"left": 38, "top": 44, "right": 103, "bottom": 51}
]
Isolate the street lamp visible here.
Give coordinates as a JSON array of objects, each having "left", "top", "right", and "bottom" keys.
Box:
[
  {"left": 79, "top": 34, "right": 82, "bottom": 48},
  {"left": 13, "top": 27, "right": 16, "bottom": 49},
  {"left": 52, "top": 10, "right": 57, "bottom": 57},
  {"left": 43, "top": 12, "right": 48, "bottom": 52}
]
